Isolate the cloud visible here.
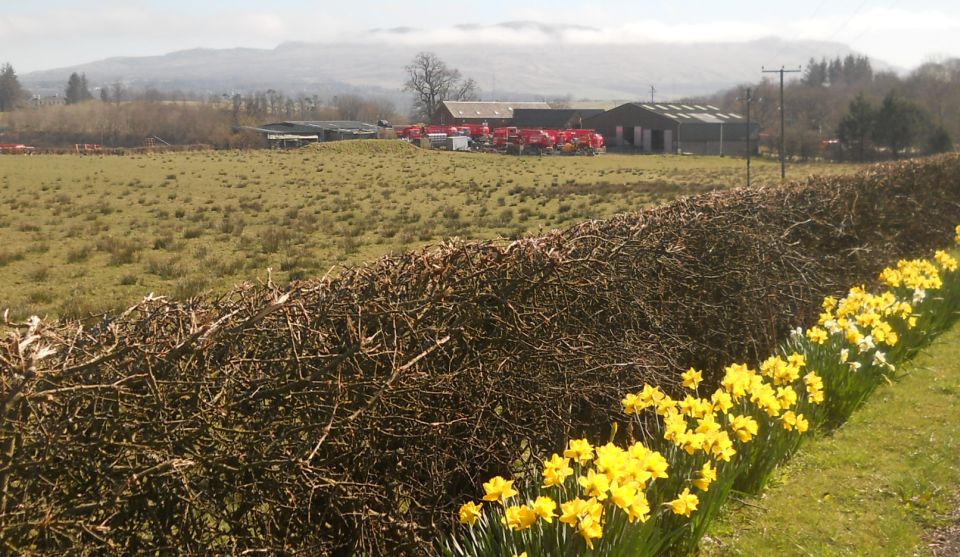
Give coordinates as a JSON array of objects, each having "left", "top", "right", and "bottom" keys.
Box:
[
  {"left": 2, "top": 5, "right": 957, "bottom": 73},
  {"left": 362, "top": 20, "right": 770, "bottom": 45},
  {"left": 789, "top": 7, "right": 960, "bottom": 39},
  {"left": 0, "top": 7, "right": 311, "bottom": 43}
]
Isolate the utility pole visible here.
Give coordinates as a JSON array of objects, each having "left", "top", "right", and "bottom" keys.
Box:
[
  {"left": 762, "top": 65, "right": 801, "bottom": 180},
  {"left": 650, "top": 85, "right": 656, "bottom": 103},
  {"left": 738, "top": 88, "right": 755, "bottom": 188}
]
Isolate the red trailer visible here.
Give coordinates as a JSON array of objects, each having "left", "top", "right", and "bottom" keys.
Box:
[
  {"left": 458, "top": 123, "right": 490, "bottom": 139},
  {"left": 0, "top": 143, "right": 35, "bottom": 154},
  {"left": 516, "top": 128, "right": 555, "bottom": 154},
  {"left": 425, "top": 125, "right": 459, "bottom": 137},
  {"left": 491, "top": 127, "right": 518, "bottom": 149},
  {"left": 395, "top": 125, "right": 419, "bottom": 139},
  {"left": 562, "top": 129, "right": 605, "bottom": 154}
]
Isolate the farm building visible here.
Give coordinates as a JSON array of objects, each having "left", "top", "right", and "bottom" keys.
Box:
[
  {"left": 435, "top": 101, "right": 551, "bottom": 127},
  {"left": 30, "top": 95, "right": 67, "bottom": 107},
  {"left": 511, "top": 108, "right": 605, "bottom": 129},
  {"left": 584, "top": 103, "right": 759, "bottom": 155},
  {"left": 246, "top": 121, "right": 381, "bottom": 148}
]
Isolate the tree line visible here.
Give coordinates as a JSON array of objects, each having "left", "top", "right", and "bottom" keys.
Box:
[
  {"left": 701, "top": 56, "right": 958, "bottom": 161},
  {"left": 0, "top": 61, "right": 402, "bottom": 148}
]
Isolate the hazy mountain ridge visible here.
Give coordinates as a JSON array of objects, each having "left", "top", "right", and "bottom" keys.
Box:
[{"left": 21, "top": 37, "right": 890, "bottom": 102}]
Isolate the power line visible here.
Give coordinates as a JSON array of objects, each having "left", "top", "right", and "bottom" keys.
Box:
[
  {"left": 762, "top": 65, "right": 802, "bottom": 180},
  {"left": 827, "top": 0, "right": 872, "bottom": 41}
]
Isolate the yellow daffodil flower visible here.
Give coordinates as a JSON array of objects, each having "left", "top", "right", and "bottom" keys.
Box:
[
  {"left": 542, "top": 453, "right": 574, "bottom": 488},
  {"left": 458, "top": 501, "right": 482, "bottom": 525},
  {"left": 681, "top": 367, "right": 703, "bottom": 390},
  {"left": 693, "top": 461, "right": 717, "bottom": 491},
  {"left": 564, "top": 438, "right": 594, "bottom": 465},
  {"left": 502, "top": 504, "right": 537, "bottom": 531},
  {"left": 669, "top": 488, "right": 700, "bottom": 517},
  {"left": 532, "top": 495, "right": 557, "bottom": 523},
  {"left": 482, "top": 476, "right": 518, "bottom": 504}
]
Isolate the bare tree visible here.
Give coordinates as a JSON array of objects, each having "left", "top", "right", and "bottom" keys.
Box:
[{"left": 403, "top": 52, "right": 478, "bottom": 121}]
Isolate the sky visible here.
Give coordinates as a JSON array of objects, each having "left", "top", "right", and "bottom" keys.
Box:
[{"left": 2, "top": 0, "right": 958, "bottom": 73}]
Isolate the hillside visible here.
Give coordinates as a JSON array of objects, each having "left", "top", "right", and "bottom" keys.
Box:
[{"left": 21, "top": 36, "right": 881, "bottom": 101}]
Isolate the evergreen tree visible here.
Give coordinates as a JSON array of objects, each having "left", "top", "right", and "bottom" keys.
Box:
[
  {"left": 827, "top": 58, "right": 844, "bottom": 85},
  {"left": 802, "top": 57, "right": 828, "bottom": 87},
  {"left": 837, "top": 93, "right": 876, "bottom": 162},
  {"left": 0, "top": 63, "right": 26, "bottom": 112},
  {"left": 65, "top": 72, "right": 93, "bottom": 104},
  {"left": 927, "top": 126, "right": 953, "bottom": 154},
  {"left": 872, "top": 91, "right": 928, "bottom": 158}
]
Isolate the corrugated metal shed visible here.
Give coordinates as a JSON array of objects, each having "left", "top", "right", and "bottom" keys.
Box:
[
  {"left": 632, "top": 103, "right": 747, "bottom": 125},
  {"left": 254, "top": 121, "right": 379, "bottom": 135},
  {"left": 584, "top": 103, "right": 758, "bottom": 155},
  {"left": 511, "top": 108, "right": 605, "bottom": 129},
  {"left": 245, "top": 121, "right": 379, "bottom": 148}
]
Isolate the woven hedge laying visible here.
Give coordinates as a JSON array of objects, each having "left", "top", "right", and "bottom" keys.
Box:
[{"left": 2, "top": 155, "right": 959, "bottom": 555}]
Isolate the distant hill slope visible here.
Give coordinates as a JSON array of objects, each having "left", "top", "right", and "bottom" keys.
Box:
[{"left": 21, "top": 37, "right": 887, "bottom": 101}]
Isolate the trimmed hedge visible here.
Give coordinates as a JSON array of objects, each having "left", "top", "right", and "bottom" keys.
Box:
[{"left": 2, "top": 155, "right": 959, "bottom": 554}]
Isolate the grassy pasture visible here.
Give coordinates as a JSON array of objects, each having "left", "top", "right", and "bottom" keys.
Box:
[
  {"left": 704, "top": 319, "right": 960, "bottom": 556},
  {"left": 0, "top": 141, "right": 855, "bottom": 320}
]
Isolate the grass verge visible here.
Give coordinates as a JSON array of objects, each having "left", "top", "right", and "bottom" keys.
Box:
[{"left": 703, "top": 319, "right": 960, "bottom": 556}]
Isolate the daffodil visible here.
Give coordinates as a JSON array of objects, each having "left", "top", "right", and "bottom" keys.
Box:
[
  {"left": 532, "top": 495, "right": 557, "bottom": 523},
  {"left": 608, "top": 480, "right": 638, "bottom": 511},
  {"left": 776, "top": 385, "right": 798, "bottom": 408},
  {"left": 681, "top": 367, "right": 703, "bottom": 390},
  {"left": 578, "top": 468, "right": 611, "bottom": 500},
  {"left": 641, "top": 450, "right": 670, "bottom": 480},
  {"left": 482, "top": 476, "right": 518, "bottom": 504},
  {"left": 559, "top": 498, "right": 589, "bottom": 526},
  {"left": 729, "top": 414, "right": 759, "bottom": 443},
  {"left": 578, "top": 513, "right": 604, "bottom": 549},
  {"left": 711, "top": 389, "right": 733, "bottom": 413},
  {"left": 542, "top": 453, "right": 574, "bottom": 488},
  {"left": 458, "top": 501, "right": 482, "bottom": 525},
  {"left": 622, "top": 392, "right": 642, "bottom": 415},
  {"left": 559, "top": 497, "right": 604, "bottom": 548},
  {"left": 669, "top": 488, "right": 700, "bottom": 517},
  {"left": 781, "top": 411, "right": 809, "bottom": 432},
  {"left": 502, "top": 504, "right": 537, "bottom": 531},
  {"left": 693, "top": 461, "right": 716, "bottom": 492},
  {"left": 709, "top": 431, "right": 737, "bottom": 461},
  {"left": 934, "top": 250, "right": 957, "bottom": 271},
  {"left": 806, "top": 326, "right": 829, "bottom": 344},
  {"left": 564, "top": 438, "right": 594, "bottom": 465}
]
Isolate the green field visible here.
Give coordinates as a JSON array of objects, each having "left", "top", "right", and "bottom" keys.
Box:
[
  {"left": 703, "top": 319, "right": 960, "bottom": 556},
  {"left": 0, "top": 141, "right": 855, "bottom": 320}
]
